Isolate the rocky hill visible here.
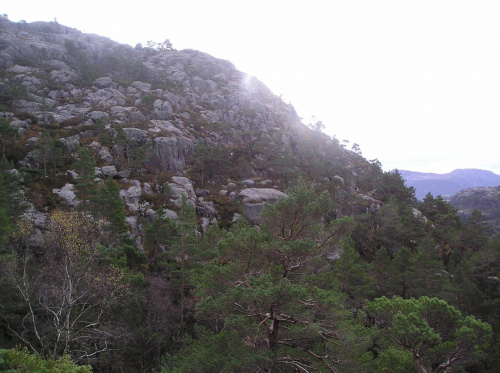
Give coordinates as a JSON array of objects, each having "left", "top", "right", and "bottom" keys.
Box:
[
  {"left": 0, "top": 16, "right": 378, "bottom": 249},
  {"left": 445, "top": 185, "right": 500, "bottom": 233},
  {"left": 400, "top": 168, "right": 500, "bottom": 200}
]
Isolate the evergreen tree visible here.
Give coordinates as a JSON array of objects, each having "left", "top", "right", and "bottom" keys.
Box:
[
  {"left": 74, "top": 148, "right": 96, "bottom": 213},
  {"left": 169, "top": 198, "right": 199, "bottom": 323},
  {"left": 0, "top": 118, "right": 18, "bottom": 158},
  {"left": 0, "top": 159, "right": 24, "bottom": 248},
  {"left": 189, "top": 181, "right": 363, "bottom": 372},
  {"left": 333, "top": 243, "right": 374, "bottom": 308},
  {"left": 189, "top": 142, "right": 231, "bottom": 187},
  {"left": 375, "top": 170, "right": 417, "bottom": 206},
  {"left": 366, "top": 296, "right": 492, "bottom": 373},
  {"left": 462, "top": 210, "right": 493, "bottom": 252},
  {"left": 91, "top": 177, "right": 128, "bottom": 241}
]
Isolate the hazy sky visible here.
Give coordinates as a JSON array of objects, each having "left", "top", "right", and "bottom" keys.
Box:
[{"left": 2, "top": 1, "right": 500, "bottom": 174}]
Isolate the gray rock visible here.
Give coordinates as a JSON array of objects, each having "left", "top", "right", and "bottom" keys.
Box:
[
  {"left": 131, "top": 81, "right": 151, "bottom": 91},
  {"left": 18, "top": 149, "right": 38, "bottom": 168},
  {"left": 242, "top": 179, "right": 255, "bottom": 187},
  {"left": 120, "top": 185, "right": 142, "bottom": 212},
  {"left": 60, "top": 135, "right": 81, "bottom": 152},
  {"left": 110, "top": 106, "right": 141, "bottom": 121},
  {"left": 145, "top": 208, "right": 158, "bottom": 221},
  {"left": 122, "top": 127, "right": 149, "bottom": 144},
  {"left": 98, "top": 148, "right": 113, "bottom": 164},
  {"left": 196, "top": 188, "right": 209, "bottom": 197},
  {"left": 149, "top": 120, "right": 184, "bottom": 136},
  {"left": 243, "top": 203, "right": 265, "bottom": 225},
  {"left": 412, "top": 208, "right": 427, "bottom": 223},
  {"left": 197, "top": 201, "right": 216, "bottom": 217},
  {"left": 117, "top": 170, "right": 131, "bottom": 179},
  {"left": 201, "top": 217, "right": 210, "bottom": 233},
  {"left": 32, "top": 212, "right": 48, "bottom": 230},
  {"left": 237, "top": 188, "right": 287, "bottom": 204},
  {"left": 29, "top": 229, "right": 44, "bottom": 247},
  {"left": 6, "top": 65, "right": 39, "bottom": 74},
  {"left": 237, "top": 188, "right": 288, "bottom": 225},
  {"left": 171, "top": 176, "right": 195, "bottom": 196},
  {"left": 259, "top": 179, "right": 273, "bottom": 186},
  {"left": 89, "top": 111, "right": 110, "bottom": 122},
  {"left": 168, "top": 185, "right": 188, "bottom": 200},
  {"left": 11, "top": 99, "right": 41, "bottom": 114},
  {"left": 136, "top": 236, "right": 144, "bottom": 251},
  {"left": 153, "top": 99, "right": 173, "bottom": 119},
  {"left": 153, "top": 137, "right": 195, "bottom": 172},
  {"left": 44, "top": 60, "right": 71, "bottom": 71},
  {"left": 67, "top": 170, "right": 79, "bottom": 180},
  {"left": 94, "top": 167, "right": 104, "bottom": 178},
  {"left": 163, "top": 209, "right": 178, "bottom": 220},
  {"left": 101, "top": 166, "right": 118, "bottom": 177},
  {"left": 487, "top": 276, "right": 500, "bottom": 284},
  {"left": 333, "top": 175, "right": 345, "bottom": 184},
  {"left": 24, "top": 207, "right": 48, "bottom": 230},
  {"left": 94, "top": 77, "right": 113, "bottom": 88},
  {"left": 87, "top": 88, "right": 126, "bottom": 107},
  {"left": 10, "top": 120, "right": 29, "bottom": 128},
  {"left": 50, "top": 69, "right": 78, "bottom": 83},
  {"left": 89, "top": 141, "right": 101, "bottom": 150},
  {"left": 143, "top": 182, "right": 154, "bottom": 195},
  {"left": 191, "top": 77, "right": 208, "bottom": 93},
  {"left": 126, "top": 179, "right": 141, "bottom": 187},
  {"left": 126, "top": 215, "right": 139, "bottom": 236},
  {"left": 130, "top": 111, "right": 147, "bottom": 122},
  {"left": 8, "top": 169, "right": 24, "bottom": 183},
  {"left": 53, "top": 183, "right": 78, "bottom": 207}
]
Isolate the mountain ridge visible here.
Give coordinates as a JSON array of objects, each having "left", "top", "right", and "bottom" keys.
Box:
[{"left": 399, "top": 168, "right": 500, "bottom": 200}]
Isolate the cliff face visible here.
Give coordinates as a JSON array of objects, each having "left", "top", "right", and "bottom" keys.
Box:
[{"left": 0, "top": 17, "right": 373, "bottom": 244}]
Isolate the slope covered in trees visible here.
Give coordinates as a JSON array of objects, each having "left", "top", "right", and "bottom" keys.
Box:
[{"left": 0, "top": 16, "right": 499, "bottom": 372}]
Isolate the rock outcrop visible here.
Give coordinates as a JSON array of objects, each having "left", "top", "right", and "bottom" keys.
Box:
[{"left": 237, "top": 188, "right": 288, "bottom": 225}]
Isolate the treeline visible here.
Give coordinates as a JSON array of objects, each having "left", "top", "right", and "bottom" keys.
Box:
[{"left": 0, "top": 149, "right": 499, "bottom": 372}]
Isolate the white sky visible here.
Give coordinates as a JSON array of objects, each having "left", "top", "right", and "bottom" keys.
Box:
[{"left": 2, "top": 1, "right": 500, "bottom": 174}]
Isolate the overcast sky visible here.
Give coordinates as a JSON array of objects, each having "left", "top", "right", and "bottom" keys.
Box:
[{"left": 2, "top": 1, "right": 500, "bottom": 174}]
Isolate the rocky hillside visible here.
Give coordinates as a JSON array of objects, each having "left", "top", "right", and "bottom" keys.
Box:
[
  {"left": 5, "top": 17, "right": 500, "bottom": 373},
  {"left": 400, "top": 168, "right": 500, "bottom": 200},
  {"left": 445, "top": 186, "right": 500, "bottom": 233},
  {"left": 0, "top": 17, "right": 378, "bottom": 248}
]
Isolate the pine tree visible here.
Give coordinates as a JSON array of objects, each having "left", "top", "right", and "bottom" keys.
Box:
[
  {"left": 0, "top": 118, "right": 18, "bottom": 158},
  {"left": 366, "top": 296, "right": 492, "bottom": 373},
  {"left": 74, "top": 148, "right": 96, "bottom": 213},
  {"left": 91, "top": 177, "right": 128, "bottom": 241}
]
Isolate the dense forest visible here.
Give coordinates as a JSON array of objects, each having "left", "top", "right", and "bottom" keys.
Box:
[{"left": 0, "top": 16, "right": 499, "bottom": 372}]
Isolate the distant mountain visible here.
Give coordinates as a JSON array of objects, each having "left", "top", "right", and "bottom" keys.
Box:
[
  {"left": 399, "top": 169, "right": 500, "bottom": 200},
  {"left": 445, "top": 186, "right": 500, "bottom": 234}
]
